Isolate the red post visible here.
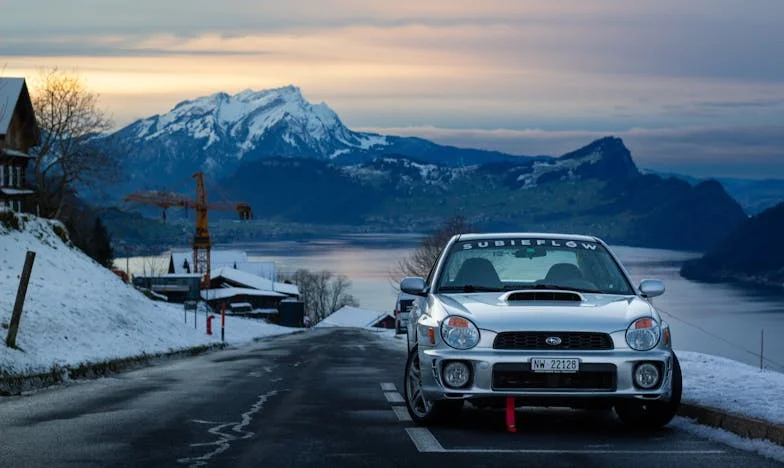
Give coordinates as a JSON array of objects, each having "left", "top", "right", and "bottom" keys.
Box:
[
  {"left": 221, "top": 304, "right": 226, "bottom": 342},
  {"left": 506, "top": 396, "right": 517, "bottom": 433},
  {"left": 206, "top": 315, "right": 214, "bottom": 335}
]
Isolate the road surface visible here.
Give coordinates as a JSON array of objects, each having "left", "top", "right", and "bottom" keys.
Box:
[{"left": 0, "top": 328, "right": 780, "bottom": 467}]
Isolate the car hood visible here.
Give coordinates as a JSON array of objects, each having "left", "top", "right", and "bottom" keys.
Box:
[{"left": 434, "top": 292, "right": 654, "bottom": 333}]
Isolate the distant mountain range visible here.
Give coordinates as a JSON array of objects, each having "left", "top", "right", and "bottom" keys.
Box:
[
  {"left": 110, "top": 86, "right": 532, "bottom": 191},
  {"left": 99, "top": 85, "right": 768, "bottom": 252}
]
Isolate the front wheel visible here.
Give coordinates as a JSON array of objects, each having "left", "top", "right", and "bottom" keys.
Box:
[
  {"left": 615, "top": 353, "right": 682, "bottom": 430},
  {"left": 403, "top": 346, "right": 463, "bottom": 425}
]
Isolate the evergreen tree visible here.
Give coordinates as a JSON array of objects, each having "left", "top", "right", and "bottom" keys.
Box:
[{"left": 92, "top": 216, "right": 114, "bottom": 268}]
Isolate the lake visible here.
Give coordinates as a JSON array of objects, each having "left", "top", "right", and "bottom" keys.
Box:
[{"left": 118, "top": 234, "right": 784, "bottom": 373}]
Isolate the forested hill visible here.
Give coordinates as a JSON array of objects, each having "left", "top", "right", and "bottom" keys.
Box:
[{"left": 681, "top": 202, "right": 784, "bottom": 287}]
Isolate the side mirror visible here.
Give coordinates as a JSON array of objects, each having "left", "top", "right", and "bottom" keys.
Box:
[
  {"left": 639, "top": 279, "right": 665, "bottom": 298},
  {"left": 400, "top": 277, "right": 427, "bottom": 296}
]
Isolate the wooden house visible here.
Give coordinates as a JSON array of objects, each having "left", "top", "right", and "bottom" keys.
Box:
[{"left": 0, "top": 78, "right": 39, "bottom": 213}]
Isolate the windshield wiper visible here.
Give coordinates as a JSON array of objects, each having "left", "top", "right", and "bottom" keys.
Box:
[
  {"left": 438, "top": 285, "right": 504, "bottom": 293},
  {"left": 528, "top": 283, "right": 603, "bottom": 294}
]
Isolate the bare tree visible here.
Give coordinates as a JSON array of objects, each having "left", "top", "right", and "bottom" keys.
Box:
[
  {"left": 393, "top": 216, "right": 475, "bottom": 280},
  {"left": 285, "top": 269, "right": 358, "bottom": 323},
  {"left": 30, "top": 68, "right": 118, "bottom": 218}
]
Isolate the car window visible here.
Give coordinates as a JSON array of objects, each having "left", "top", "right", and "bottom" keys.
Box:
[{"left": 436, "top": 238, "right": 633, "bottom": 295}]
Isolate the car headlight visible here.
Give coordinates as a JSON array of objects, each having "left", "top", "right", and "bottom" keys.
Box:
[
  {"left": 440, "top": 316, "right": 480, "bottom": 350},
  {"left": 626, "top": 317, "right": 660, "bottom": 351}
]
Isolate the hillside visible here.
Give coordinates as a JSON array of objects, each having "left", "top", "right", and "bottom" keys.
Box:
[
  {"left": 681, "top": 202, "right": 784, "bottom": 287},
  {"left": 0, "top": 212, "right": 294, "bottom": 376}
]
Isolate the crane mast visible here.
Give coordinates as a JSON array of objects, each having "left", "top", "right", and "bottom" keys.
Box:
[
  {"left": 124, "top": 171, "right": 252, "bottom": 290},
  {"left": 192, "top": 172, "right": 211, "bottom": 287}
]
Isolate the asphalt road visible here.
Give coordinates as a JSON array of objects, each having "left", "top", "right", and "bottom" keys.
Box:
[{"left": 0, "top": 328, "right": 781, "bottom": 467}]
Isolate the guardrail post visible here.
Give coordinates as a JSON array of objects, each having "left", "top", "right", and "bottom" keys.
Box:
[{"left": 6, "top": 251, "right": 36, "bottom": 348}]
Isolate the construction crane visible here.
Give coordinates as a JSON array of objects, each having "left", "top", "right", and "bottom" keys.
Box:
[{"left": 124, "top": 172, "right": 252, "bottom": 289}]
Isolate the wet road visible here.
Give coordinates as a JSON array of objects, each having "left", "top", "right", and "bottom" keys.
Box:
[{"left": 0, "top": 328, "right": 781, "bottom": 467}]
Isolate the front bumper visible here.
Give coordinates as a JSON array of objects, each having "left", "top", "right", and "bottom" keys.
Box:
[{"left": 419, "top": 347, "right": 675, "bottom": 404}]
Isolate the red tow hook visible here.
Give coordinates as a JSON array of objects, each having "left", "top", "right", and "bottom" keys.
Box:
[{"left": 506, "top": 396, "right": 517, "bottom": 433}]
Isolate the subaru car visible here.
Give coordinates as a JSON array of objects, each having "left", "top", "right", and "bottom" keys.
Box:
[{"left": 401, "top": 232, "right": 681, "bottom": 429}]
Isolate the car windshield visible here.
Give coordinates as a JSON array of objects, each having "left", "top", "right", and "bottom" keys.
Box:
[{"left": 436, "top": 238, "right": 634, "bottom": 295}]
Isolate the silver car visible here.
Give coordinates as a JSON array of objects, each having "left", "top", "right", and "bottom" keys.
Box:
[{"left": 401, "top": 233, "right": 681, "bottom": 429}]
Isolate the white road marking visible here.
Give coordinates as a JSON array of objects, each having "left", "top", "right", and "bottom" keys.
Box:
[
  {"left": 391, "top": 389, "right": 725, "bottom": 455},
  {"left": 177, "top": 389, "right": 279, "bottom": 467},
  {"left": 380, "top": 382, "right": 397, "bottom": 392},
  {"left": 392, "top": 406, "right": 412, "bottom": 422},
  {"left": 384, "top": 392, "right": 404, "bottom": 403},
  {"left": 405, "top": 428, "right": 446, "bottom": 452},
  {"left": 440, "top": 449, "right": 725, "bottom": 454}
]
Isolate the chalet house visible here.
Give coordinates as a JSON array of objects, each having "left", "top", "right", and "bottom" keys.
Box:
[
  {"left": 0, "top": 78, "right": 39, "bottom": 213},
  {"left": 201, "top": 266, "right": 300, "bottom": 320}
]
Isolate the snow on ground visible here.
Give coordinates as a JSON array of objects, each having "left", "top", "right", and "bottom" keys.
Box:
[
  {"left": 0, "top": 214, "right": 298, "bottom": 376},
  {"left": 673, "top": 417, "right": 784, "bottom": 463},
  {"left": 679, "top": 351, "right": 784, "bottom": 425}
]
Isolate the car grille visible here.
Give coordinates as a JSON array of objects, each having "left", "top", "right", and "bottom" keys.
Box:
[
  {"left": 493, "top": 332, "right": 613, "bottom": 350},
  {"left": 492, "top": 363, "right": 617, "bottom": 391}
]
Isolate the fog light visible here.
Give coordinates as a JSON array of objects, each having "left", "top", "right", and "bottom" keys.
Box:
[
  {"left": 442, "top": 361, "right": 471, "bottom": 388},
  {"left": 634, "top": 363, "right": 660, "bottom": 389}
]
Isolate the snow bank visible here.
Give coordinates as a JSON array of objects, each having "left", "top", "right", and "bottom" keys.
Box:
[
  {"left": 0, "top": 214, "right": 297, "bottom": 376},
  {"left": 679, "top": 351, "right": 784, "bottom": 425}
]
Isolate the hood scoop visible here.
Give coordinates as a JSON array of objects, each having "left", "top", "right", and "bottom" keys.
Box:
[{"left": 502, "top": 290, "right": 584, "bottom": 303}]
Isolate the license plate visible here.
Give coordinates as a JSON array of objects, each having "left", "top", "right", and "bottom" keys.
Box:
[{"left": 531, "top": 358, "right": 580, "bottom": 373}]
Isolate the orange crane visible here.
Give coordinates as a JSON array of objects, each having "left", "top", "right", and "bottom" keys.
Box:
[{"left": 124, "top": 172, "right": 252, "bottom": 288}]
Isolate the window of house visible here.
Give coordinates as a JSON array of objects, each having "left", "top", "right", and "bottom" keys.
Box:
[
  {"left": 1, "top": 165, "right": 8, "bottom": 187},
  {"left": 15, "top": 166, "right": 22, "bottom": 188}
]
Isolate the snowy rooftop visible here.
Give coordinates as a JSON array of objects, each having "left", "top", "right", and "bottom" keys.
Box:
[
  {"left": 1, "top": 148, "right": 34, "bottom": 159},
  {"left": 169, "top": 250, "right": 249, "bottom": 274},
  {"left": 316, "top": 306, "right": 393, "bottom": 329},
  {"left": 201, "top": 287, "right": 286, "bottom": 301},
  {"left": 0, "top": 78, "right": 25, "bottom": 135},
  {"left": 212, "top": 266, "right": 299, "bottom": 297}
]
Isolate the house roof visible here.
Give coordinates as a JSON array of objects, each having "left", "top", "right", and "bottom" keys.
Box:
[
  {"left": 211, "top": 266, "right": 300, "bottom": 297},
  {"left": 200, "top": 287, "right": 286, "bottom": 301},
  {"left": 316, "top": 306, "right": 393, "bottom": 329},
  {"left": 170, "top": 249, "right": 249, "bottom": 274},
  {"left": 0, "top": 78, "right": 25, "bottom": 135},
  {"left": 1, "top": 148, "right": 34, "bottom": 159}
]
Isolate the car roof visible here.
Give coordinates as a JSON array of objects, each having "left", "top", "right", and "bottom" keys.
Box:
[{"left": 456, "top": 232, "right": 600, "bottom": 243}]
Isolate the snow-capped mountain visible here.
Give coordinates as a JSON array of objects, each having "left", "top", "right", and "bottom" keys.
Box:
[{"left": 109, "top": 85, "right": 525, "bottom": 189}]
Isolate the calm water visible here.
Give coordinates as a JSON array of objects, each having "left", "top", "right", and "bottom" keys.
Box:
[{"left": 119, "top": 235, "right": 784, "bottom": 373}]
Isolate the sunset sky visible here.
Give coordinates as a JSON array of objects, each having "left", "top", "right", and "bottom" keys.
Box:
[{"left": 2, "top": 0, "right": 783, "bottom": 178}]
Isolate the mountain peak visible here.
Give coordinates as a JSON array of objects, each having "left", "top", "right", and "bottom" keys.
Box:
[{"left": 559, "top": 136, "right": 639, "bottom": 182}]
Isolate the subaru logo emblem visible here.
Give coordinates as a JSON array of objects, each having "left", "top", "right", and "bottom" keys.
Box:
[{"left": 545, "top": 336, "right": 562, "bottom": 346}]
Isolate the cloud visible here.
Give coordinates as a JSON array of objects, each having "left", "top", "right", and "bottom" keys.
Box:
[{"left": 2, "top": 1, "right": 783, "bottom": 179}]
